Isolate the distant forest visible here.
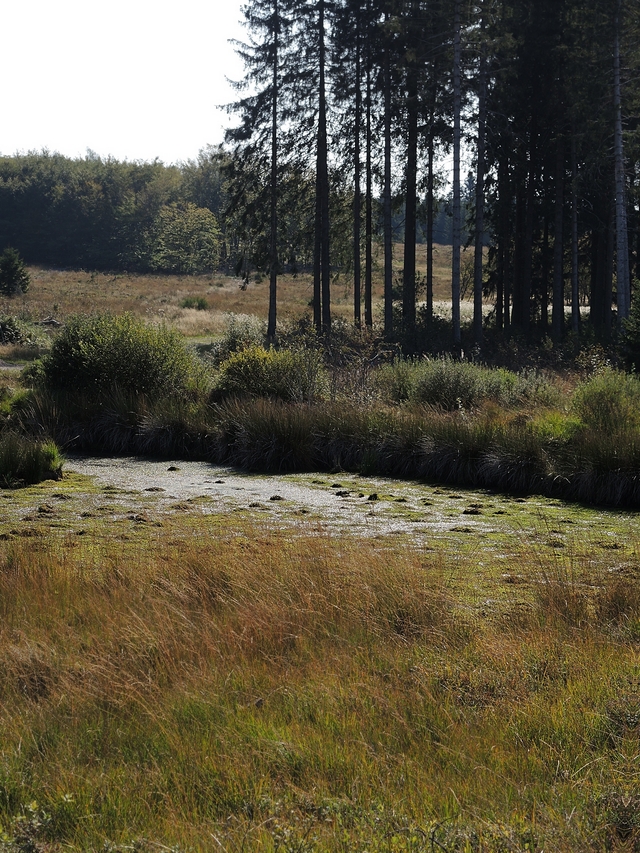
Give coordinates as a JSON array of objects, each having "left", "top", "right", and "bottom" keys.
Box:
[
  {"left": 0, "top": 148, "right": 457, "bottom": 277},
  {"left": 0, "top": 150, "right": 226, "bottom": 275}
]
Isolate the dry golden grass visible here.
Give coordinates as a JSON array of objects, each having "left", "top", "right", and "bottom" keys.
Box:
[
  {"left": 0, "top": 513, "right": 637, "bottom": 851},
  {"left": 0, "top": 244, "right": 458, "bottom": 338}
]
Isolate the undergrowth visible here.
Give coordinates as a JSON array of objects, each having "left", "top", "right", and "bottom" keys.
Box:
[{"left": 7, "top": 311, "right": 640, "bottom": 506}]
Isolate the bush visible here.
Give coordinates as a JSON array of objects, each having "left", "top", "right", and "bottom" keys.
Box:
[
  {"left": 0, "top": 248, "right": 30, "bottom": 296},
  {"left": 0, "top": 315, "right": 46, "bottom": 348},
  {"left": 181, "top": 296, "right": 208, "bottom": 311},
  {"left": 41, "top": 313, "right": 208, "bottom": 399},
  {"left": 409, "top": 358, "right": 518, "bottom": 409},
  {"left": 374, "top": 359, "right": 423, "bottom": 403},
  {"left": 206, "top": 313, "right": 265, "bottom": 365},
  {"left": 214, "top": 346, "right": 325, "bottom": 403},
  {"left": 572, "top": 369, "right": 640, "bottom": 433}
]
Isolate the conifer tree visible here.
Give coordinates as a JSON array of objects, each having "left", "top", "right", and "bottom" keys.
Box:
[{"left": 0, "top": 248, "right": 30, "bottom": 296}]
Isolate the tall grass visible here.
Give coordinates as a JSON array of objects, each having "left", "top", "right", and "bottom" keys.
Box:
[
  {"left": 16, "top": 388, "right": 640, "bottom": 505},
  {"left": 0, "top": 519, "right": 636, "bottom": 850},
  {"left": 0, "top": 431, "right": 62, "bottom": 486}
]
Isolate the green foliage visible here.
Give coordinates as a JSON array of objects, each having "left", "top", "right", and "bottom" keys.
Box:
[
  {"left": 572, "top": 369, "right": 640, "bottom": 433},
  {"left": 180, "top": 296, "right": 208, "bottom": 311},
  {"left": 0, "top": 249, "right": 30, "bottom": 297},
  {"left": 0, "top": 433, "right": 62, "bottom": 486},
  {"left": 207, "top": 313, "right": 265, "bottom": 365},
  {"left": 215, "top": 346, "right": 325, "bottom": 403},
  {"left": 414, "top": 360, "right": 518, "bottom": 409},
  {"left": 41, "top": 314, "right": 208, "bottom": 399},
  {"left": 377, "top": 357, "right": 559, "bottom": 410},
  {"left": 0, "top": 317, "right": 32, "bottom": 346},
  {"left": 0, "top": 151, "right": 229, "bottom": 273},
  {"left": 150, "top": 203, "right": 220, "bottom": 274},
  {"left": 528, "top": 410, "right": 582, "bottom": 443}
]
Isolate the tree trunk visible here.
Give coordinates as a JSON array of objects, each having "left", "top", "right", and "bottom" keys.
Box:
[
  {"left": 614, "top": 0, "right": 630, "bottom": 326},
  {"left": 571, "top": 130, "right": 580, "bottom": 334},
  {"left": 521, "top": 119, "right": 537, "bottom": 337},
  {"left": 552, "top": 134, "right": 564, "bottom": 343},
  {"left": 473, "top": 22, "right": 487, "bottom": 348},
  {"left": 318, "top": 0, "right": 331, "bottom": 335},
  {"left": 402, "top": 56, "right": 418, "bottom": 344},
  {"left": 267, "top": 0, "right": 279, "bottom": 343},
  {"left": 383, "top": 15, "right": 393, "bottom": 339},
  {"left": 451, "top": 0, "right": 462, "bottom": 349},
  {"left": 364, "top": 16, "right": 373, "bottom": 328},
  {"left": 541, "top": 216, "right": 549, "bottom": 331},
  {"left": 426, "top": 129, "right": 434, "bottom": 328},
  {"left": 496, "top": 155, "right": 510, "bottom": 332},
  {"left": 353, "top": 2, "right": 362, "bottom": 327},
  {"left": 512, "top": 177, "right": 526, "bottom": 329}
]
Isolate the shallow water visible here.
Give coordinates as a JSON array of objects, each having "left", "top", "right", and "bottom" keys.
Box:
[
  {"left": 60, "top": 456, "right": 638, "bottom": 569},
  {"left": 64, "top": 454, "right": 475, "bottom": 539}
]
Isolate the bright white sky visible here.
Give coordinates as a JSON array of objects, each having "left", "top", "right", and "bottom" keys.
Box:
[{"left": 1, "top": 0, "right": 247, "bottom": 165}]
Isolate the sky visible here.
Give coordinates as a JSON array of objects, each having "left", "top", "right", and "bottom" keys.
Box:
[{"left": 1, "top": 0, "right": 247, "bottom": 165}]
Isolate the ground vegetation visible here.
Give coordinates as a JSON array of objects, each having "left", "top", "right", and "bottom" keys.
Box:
[{"left": 0, "top": 496, "right": 636, "bottom": 851}]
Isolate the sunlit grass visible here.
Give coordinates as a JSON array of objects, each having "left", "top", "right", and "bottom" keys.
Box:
[
  {"left": 0, "top": 509, "right": 637, "bottom": 851},
  {"left": 0, "top": 243, "right": 456, "bottom": 339}
]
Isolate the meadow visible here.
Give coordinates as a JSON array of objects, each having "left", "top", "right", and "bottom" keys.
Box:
[
  {"left": 0, "top": 263, "right": 638, "bottom": 851},
  {"left": 0, "top": 243, "right": 456, "bottom": 339},
  {"left": 0, "top": 470, "right": 638, "bottom": 852}
]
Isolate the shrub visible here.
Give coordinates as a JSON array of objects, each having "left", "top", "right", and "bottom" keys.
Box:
[
  {"left": 410, "top": 358, "right": 519, "bottom": 409},
  {"left": 41, "top": 313, "right": 208, "bottom": 399},
  {"left": 0, "top": 315, "right": 46, "bottom": 349},
  {"left": 181, "top": 296, "right": 208, "bottom": 311},
  {"left": 397, "top": 359, "right": 561, "bottom": 411},
  {"left": 572, "top": 368, "right": 640, "bottom": 433},
  {"left": 374, "top": 359, "right": 423, "bottom": 402},
  {"left": 207, "top": 313, "right": 265, "bottom": 365},
  {"left": 214, "top": 346, "right": 325, "bottom": 403},
  {"left": 0, "top": 432, "right": 63, "bottom": 486},
  {"left": 0, "top": 248, "right": 30, "bottom": 296}
]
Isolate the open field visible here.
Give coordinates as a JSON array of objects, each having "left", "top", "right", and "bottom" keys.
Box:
[
  {"left": 0, "top": 244, "right": 459, "bottom": 338},
  {"left": 0, "top": 465, "right": 638, "bottom": 851}
]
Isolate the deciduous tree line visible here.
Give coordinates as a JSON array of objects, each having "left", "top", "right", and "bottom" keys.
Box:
[
  {"left": 0, "top": 150, "right": 225, "bottom": 274},
  {"left": 228, "top": 0, "right": 640, "bottom": 347}
]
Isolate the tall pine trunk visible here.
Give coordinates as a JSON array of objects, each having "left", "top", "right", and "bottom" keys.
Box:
[
  {"left": 426, "top": 129, "right": 434, "bottom": 327},
  {"left": 451, "top": 0, "right": 462, "bottom": 349},
  {"left": 365, "top": 49, "right": 373, "bottom": 327},
  {"left": 552, "top": 134, "right": 564, "bottom": 343},
  {"left": 353, "top": 3, "right": 362, "bottom": 327},
  {"left": 318, "top": 0, "right": 331, "bottom": 334},
  {"left": 383, "top": 14, "right": 393, "bottom": 339},
  {"left": 402, "top": 56, "right": 418, "bottom": 344},
  {"left": 267, "top": 0, "right": 279, "bottom": 342},
  {"left": 571, "top": 130, "right": 580, "bottom": 334},
  {"left": 614, "top": 0, "right": 630, "bottom": 325},
  {"left": 473, "top": 23, "right": 487, "bottom": 348}
]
